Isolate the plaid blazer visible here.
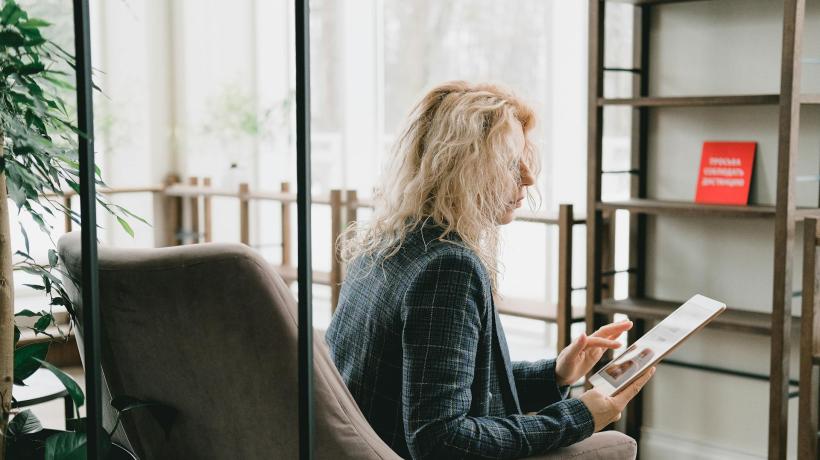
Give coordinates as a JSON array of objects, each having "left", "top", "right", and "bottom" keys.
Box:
[{"left": 326, "top": 223, "right": 594, "bottom": 460}]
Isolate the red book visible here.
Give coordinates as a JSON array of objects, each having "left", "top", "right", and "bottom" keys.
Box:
[{"left": 694, "top": 142, "right": 756, "bottom": 205}]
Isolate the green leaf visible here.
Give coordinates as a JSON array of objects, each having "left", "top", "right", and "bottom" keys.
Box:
[
  {"left": 13, "top": 342, "right": 49, "bottom": 384},
  {"left": 7, "top": 409, "right": 43, "bottom": 437},
  {"left": 0, "top": 30, "right": 25, "bottom": 47},
  {"left": 44, "top": 431, "right": 92, "bottom": 460},
  {"left": 33, "top": 313, "right": 53, "bottom": 332},
  {"left": 0, "top": 2, "right": 18, "bottom": 24},
  {"left": 14, "top": 326, "right": 20, "bottom": 347},
  {"left": 110, "top": 395, "right": 156, "bottom": 413},
  {"left": 116, "top": 216, "right": 134, "bottom": 238},
  {"left": 19, "top": 223, "right": 29, "bottom": 254},
  {"left": 14, "top": 309, "right": 38, "bottom": 317},
  {"left": 111, "top": 395, "right": 178, "bottom": 436},
  {"left": 7, "top": 178, "right": 27, "bottom": 209},
  {"left": 48, "top": 248, "right": 57, "bottom": 267},
  {"left": 18, "top": 62, "right": 44, "bottom": 75},
  {"left": 24, "top": 36, "right": 45, "bottom": 47},
  {"left": 1, "top": 3, "right": 23, "bottom": 26},
  {"left": 22, "top": 283, "right": 45, "bottom": 290},
  {"left": 30, "top": 211, "right": 48, "bottom": 232},
  {"left": 18, "top": 18, "right": 50, "bottom": 29},
  {"left": 50, "top": 297, "right": 67, "bottom": 306},
  {"left": 18, "top": 23, "right": 43, "bottom": 39},
  {"left": 42, "top": 74, "right": 74, "bottom": 91},
  {"left": 114, "top": 205, "right": 150, "bottom": 227},
  {"left": 34, "top": 358, "right": 84, "bottom": 408},
  {"left": 65, "top": 179, "right": 80, "bottom": 195}
]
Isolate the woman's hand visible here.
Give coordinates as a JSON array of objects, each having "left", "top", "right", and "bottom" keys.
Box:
[
  {"left": 555, "top": 320, "right": 633, "bottom": 386},
  {"left": 579, "top": 367, "right": 656, "bottom": 432}
]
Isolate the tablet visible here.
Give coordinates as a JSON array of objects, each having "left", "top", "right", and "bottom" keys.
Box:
[{"left": 588, "top": 294, "right": 726, "bottom": 396}]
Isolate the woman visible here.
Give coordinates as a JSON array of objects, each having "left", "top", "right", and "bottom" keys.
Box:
[{"left": 326, "top": 81, "right": 653, "bottom": 459}]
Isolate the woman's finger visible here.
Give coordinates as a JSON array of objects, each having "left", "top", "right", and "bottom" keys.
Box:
[
  {"left": 612, "top": 366, "right": 655, "bottom": 410},
  {"left": 564, "top": 332, "right": 587, "bottom": 358},
  {"left": 583, "top": 337, "right": 621, "bottom": 350},
  {"left": 592, "top": 320, "right": 633, "bottom": 339}
]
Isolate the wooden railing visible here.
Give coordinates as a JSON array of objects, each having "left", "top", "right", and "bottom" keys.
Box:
[{"left": 58, "top": 176, "right": 603, "bottom": 351}]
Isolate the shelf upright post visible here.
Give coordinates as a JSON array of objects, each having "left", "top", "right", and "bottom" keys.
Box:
[
  {"left": 586, "top": 0, "right": 606, "bottom": 386},
  {"left": 557, "top": 204, "right": 574, "bottom": 351},
  {"left": 623, "top": 3, "right": 652, "bottom": 445},
  {"left": 798, "top": 218, "right": 819, "bottom": 460},
  {"left": 769, "top": 0, "right": 806, "bottom": 458}
]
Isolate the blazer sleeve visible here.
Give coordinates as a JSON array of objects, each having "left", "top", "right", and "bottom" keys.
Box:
[
  {"left": 401, "top": 252, "right": 594, "bottom": 460},
  {"left": 512, "top": 359, "right": 571, "bottom": 413}
]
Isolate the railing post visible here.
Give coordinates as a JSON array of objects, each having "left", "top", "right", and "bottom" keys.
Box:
[
  {"left": 203, "top": 177, "right": 212, "bottom": 243},
  {"left": 63, "top": 195, "right": 73, "bottom": 232},
  {"left": 556, "top": 204, "right": 573, "bottom": 351},
  {"left": 342, "top": 189, "right": 358, "bottom": 279},
  {"left": 240, "top": 182, "right": 250, "bottom": 245},
  {"left": 281, "top": 181, "right": 292, "bottom": 267},
  {"left": 158, "top": 174, "right": 182, "bottom": 247},
  {"left": 330, "top": 190, "right": 342, "bottom": 312},
  {"left": 188, "top": 177, "right": 200, "bottom": 244}
]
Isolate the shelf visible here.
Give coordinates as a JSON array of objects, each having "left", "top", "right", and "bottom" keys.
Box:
[
  {"left": 595, "top": 297, "right": 796, "bottom": 336},
  {"left": 814, "top": 332, "right": 820, "bottom": 364},
  {"left": 599, "top": 94, "right": 779, "bottom": 107},
  {"left": 597, "top": 199, "right": 820, "bottom": 220},
  {"left": 599, "top": 94, "right": 820, "bottom": 107},
  {"left": 607, "top": 0, "right": 714, "bottom": 4},
  {"left": 801, "top": 94, "right": 820, "bottom": 105},
  {"left": 495, "top": 296, "right": 585, "bottom": 323}
]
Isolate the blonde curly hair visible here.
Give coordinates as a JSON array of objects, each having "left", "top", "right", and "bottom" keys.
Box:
[{"left": 340, "top": 81, "right": 540, "bottom": 290}]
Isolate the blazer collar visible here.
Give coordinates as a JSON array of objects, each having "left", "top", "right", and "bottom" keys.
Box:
[{"left": 490, "top": 297, "right": 523, "bottom": 414}]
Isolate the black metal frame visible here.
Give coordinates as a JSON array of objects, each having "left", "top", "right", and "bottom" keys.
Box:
[
  {"left": 295, "top": 0, "right": 315, "bottom": 459},
  {"left": 72, "top": 0, "right": 104, "bottom": 458},
  {"left": 70, "top": 2, "right": 317, "bottom": 458}
]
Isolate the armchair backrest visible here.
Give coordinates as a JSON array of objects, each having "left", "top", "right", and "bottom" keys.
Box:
[{"left": 58, "top": 232, "right": 400, "bottom": 459}]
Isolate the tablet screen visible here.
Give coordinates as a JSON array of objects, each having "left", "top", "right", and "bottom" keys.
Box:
[{"left": 591, "top": 294, "right": 726, "bottom": 394}]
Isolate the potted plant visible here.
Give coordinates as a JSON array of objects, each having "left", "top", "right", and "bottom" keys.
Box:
[{"left": 0, "top": 1, "right": 149, "bottom": 458}]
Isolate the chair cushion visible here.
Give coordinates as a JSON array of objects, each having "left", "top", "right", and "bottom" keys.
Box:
[{"left": 524, "top": 431, "right": 636, "bottom": 460}]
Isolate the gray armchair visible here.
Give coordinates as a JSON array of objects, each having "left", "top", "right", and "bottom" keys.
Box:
[{"left": 58, "top": 232, "right": 636, "bottom": 459}]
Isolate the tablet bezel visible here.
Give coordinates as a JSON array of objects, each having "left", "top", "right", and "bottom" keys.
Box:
[{"left": 588, "top": 294, "right": 726, "bottom": 397}]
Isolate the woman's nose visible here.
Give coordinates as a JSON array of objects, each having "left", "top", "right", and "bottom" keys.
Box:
[{"left": 519, "top": 161, "right": 535, "bottom": 187}]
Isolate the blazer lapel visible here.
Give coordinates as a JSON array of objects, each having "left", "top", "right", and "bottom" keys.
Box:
[{"left": 491, "top": 298, "right": 523, "bottom": 414}]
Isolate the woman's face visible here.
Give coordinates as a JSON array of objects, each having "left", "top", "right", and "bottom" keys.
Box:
[{"left": 499, "top": 125, "right": 535, "bottom": 225}]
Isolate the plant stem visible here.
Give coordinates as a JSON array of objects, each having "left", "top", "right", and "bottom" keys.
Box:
[{"left": 0, "top": 135, "right": 13, "bottom": 460}]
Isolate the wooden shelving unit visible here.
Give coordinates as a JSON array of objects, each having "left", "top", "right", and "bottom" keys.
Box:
[
  {"left": 596, "top": 298, "right": 797, "bottom": 336},
  {"left": 609, "top": 0, "right": 715, "bottom": 5},
  {"left": 600, "top": 94, "right": 781, "bottom": 107},
  {"left": 585, "top": 1, "right": 813, "bottom": 458},
  {"left": 598, "top": 198, "right": 820, "bottom": 220}
]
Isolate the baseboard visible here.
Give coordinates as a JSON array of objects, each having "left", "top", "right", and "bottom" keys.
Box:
[{"left": 640, "top": 427, "right": 764, "bottom": 460}]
